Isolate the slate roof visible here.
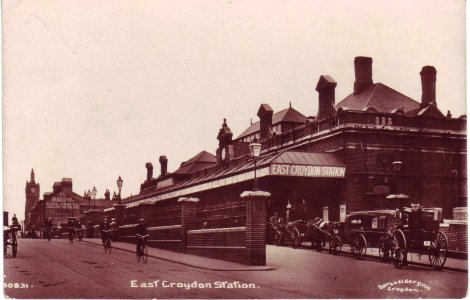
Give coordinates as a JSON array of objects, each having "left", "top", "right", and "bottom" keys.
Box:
[
  {"left": 173, "top": 151, "right": 217, "bottom": 175},
  {"left": 236, "top": 107, "right": 307, "bottom": 140},
  {"left": 336, "top": 83, "right": 420, "bottom": 113},
  {"left": 123, "top": 150, "right": 345, "bottom": 206}
]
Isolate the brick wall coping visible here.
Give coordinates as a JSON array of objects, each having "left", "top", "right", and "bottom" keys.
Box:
[
  {"left": 177, "top": 197, "right": 200, "bottom": 203},
  {"left": 119, "top": 224, "right": 138, "bottom": 229},
  {"left": 187, "top": 227, "right": 246, "bottom": 234},
  {"left": 187, "top": 246, "right": 246, "bottom": 249},
  {"left": 148, "top": 225, "right": 182, "bottom": 230},
  {"left": 443, "top": 219, "right": 467, "bottom": 225},
  {"left": 240, "top": 191, "right": 271, "bottom": 198}
]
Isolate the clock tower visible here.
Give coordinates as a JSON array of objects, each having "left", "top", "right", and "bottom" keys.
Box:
[{"left": 25, "top": 169, "right": 40, "bottom": 231}]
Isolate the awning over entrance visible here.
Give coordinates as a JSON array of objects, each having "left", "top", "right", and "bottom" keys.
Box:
[{"left": 125, "top": 150, "right": 345, "bottom": 207}]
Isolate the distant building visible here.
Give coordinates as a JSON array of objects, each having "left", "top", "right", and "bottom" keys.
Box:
[{"left": 26, "top": 176, "right": 117, "bottom": 230}]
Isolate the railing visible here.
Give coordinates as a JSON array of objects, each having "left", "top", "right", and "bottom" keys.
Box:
[
  {"left": 189, "top": 197, "right": 246, "bottom": 230},
  {"left": 260, "top": 111, "right": 466, "bottom": 151}
]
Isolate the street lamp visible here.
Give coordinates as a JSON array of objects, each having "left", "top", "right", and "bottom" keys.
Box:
[
  {"left": 117, "top": 176, "right": 123, "bottom": 204},
  {"left": 249, "top": 138, "right": 262, "bottom": 191},
  {"left": 92, "top": 187, "right": 97, "bottom": 210},
  {"left": 87, "top": 189, "right": 91, "bottom": 210}
]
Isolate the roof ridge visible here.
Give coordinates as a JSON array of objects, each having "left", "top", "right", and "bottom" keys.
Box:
[{"left": 365, "top": 83, "right": 379, "bottom": 108}]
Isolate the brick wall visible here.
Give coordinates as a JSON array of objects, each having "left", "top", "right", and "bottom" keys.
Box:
[
  {"left": 440, "top": 221, "right": 467, "bottom": 252},
  {"left": 118, "top": 224, "right": 184, "bottom": 251},
  {"left": 186, "top": 227, "right": 247, "bottom": 264}
]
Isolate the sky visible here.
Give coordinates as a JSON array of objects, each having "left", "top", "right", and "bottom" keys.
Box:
[{"left": 3, "top": 0, "right": 466, "bottom": 221}]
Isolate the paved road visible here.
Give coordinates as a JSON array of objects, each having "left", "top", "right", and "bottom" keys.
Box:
[{"left": 4, "top": 239, "right": 467, "bottom": 299}]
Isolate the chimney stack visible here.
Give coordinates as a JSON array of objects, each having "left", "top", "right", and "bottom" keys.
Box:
[
  {"left": 420, "top": 66, "right": 437, "bottom": 108},
  {"left": 315, "top": 75, "right": 337, "bottom": 120},
  {"left": 257, "top": 104, "right": 274, "bottom": 141},
  {"left": 145, "top": 162, "right": 153, "bottom": 182},
  {"left": 354, "top": 56, "right": 373, "bottom": 95},
  {"left": 159, "top": 156, "right": 168, "bottom": 177}
]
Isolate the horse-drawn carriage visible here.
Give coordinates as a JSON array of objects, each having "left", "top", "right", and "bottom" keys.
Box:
[
  {"left": 345, "top": 205, "right": 448, "bottom": 270},
  {"left": 268, "top": 217, "right": 342, "bottom": 254},
  {"left": 4, "top": 224, "right": 20, "bottom": 258}
]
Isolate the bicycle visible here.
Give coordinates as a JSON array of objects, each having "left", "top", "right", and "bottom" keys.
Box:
[
  {"left": 136, "top": 234, "right": 149, "bottom": 263},
  {"left": 68, "top": 228, "right": 75, "bottom": 245},
  {"left": 76, "top": 228, "right": 83, "bottom": 241},
  {"left": 102, "top": 230, "right": 112, "bottom": 254},
  {"left": 44, "top": 228, "right": 52, "bottom": 242}
]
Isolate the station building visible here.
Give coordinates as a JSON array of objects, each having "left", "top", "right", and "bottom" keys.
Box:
[{"left": 121, "top": 56, "right": 466, "bottom": 224}]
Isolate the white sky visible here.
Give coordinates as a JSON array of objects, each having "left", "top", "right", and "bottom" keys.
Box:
[{"left": 3, "top": 0, "right": 466, "bottom": 220}]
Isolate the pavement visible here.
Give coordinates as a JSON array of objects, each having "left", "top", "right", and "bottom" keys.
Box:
[
  {"left": 83, "top": 238, "right": 275, "bottom": 271},
  {"left": 84, "top": 238, "right": 467, "bottom": 273}
]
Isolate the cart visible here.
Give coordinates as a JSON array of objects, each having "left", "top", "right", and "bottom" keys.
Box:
[
  {"left": 391, "top": 206, "right": 448, "bottom": 270},
  {"left": 4, "top": 225, "right": 20, "bottom": 258},
  {"left": 342, "top": 210, "right": 399, "bottom": 260}
]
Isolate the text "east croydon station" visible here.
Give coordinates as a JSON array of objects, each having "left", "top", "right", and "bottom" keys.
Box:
[{"left": 270, "top": 164, "right": 346, "bottom": 178}]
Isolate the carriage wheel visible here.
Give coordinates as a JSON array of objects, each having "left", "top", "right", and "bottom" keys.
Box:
[
  {"left": 291, "top": 229, "right": 302, "bottom": 249},
  {"left": 274, "top": 232, "right": 283, "bottom": 246},
  {"left": 392, "top": 229, "right": 406, "bottom": 269},
  {"left": 378, "top": 236, "right": 390, "bottom": 262},
  {"left": 12, "top": 245, "right": 17, "bottom": 258},
  {"left": 352, "top": 234, "right": 367, "bottom": 259},
  {"left": 429, "top": 231, "right": 448, "bottom": 270},
  {"left": 329, "top": 236, "right": 342, "bottom": 255}
]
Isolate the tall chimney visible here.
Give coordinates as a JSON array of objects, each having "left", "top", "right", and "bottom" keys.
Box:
[
  {"left": 159, "top": 156, "right": 168, "bottom": 177},
  {"left": 420, "top": 66, "right": 437, "bottom": 108},
  {"left": 354, "top": 56, "right": 373, "bottom": 95},
  {"left": 315, "top": 75, "right": 337, "bottom": 120},
  {"left": 145, "top": 162, "right": 153, "bottom": 181},
  {"left": 257, "top": 104, "right": 274, "bottom": 141}
]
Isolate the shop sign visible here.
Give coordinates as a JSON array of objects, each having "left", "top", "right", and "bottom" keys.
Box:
[
  {"left": 46, "top": 196, "right": 79, "bottom": 209},
  {"left": 270, "top": 164, "right": 346, "bottom": 178}
]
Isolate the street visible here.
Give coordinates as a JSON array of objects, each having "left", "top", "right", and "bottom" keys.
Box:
[{"left": 4, "top": 238, "right": 467, "bottom": 299}]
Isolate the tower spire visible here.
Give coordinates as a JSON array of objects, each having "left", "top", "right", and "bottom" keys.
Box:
[{"left": 30, "top": 169, "right": 35, "bottom": 183}]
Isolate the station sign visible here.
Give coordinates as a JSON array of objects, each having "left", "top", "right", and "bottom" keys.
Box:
[{"left": 270, "top": 164, "right": 346, "bottom": 178}]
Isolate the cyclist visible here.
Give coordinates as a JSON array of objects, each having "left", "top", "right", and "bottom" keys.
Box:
[
  {"left": 99, "top": 217, "right": 111, "bottom": 246},
  {"left": 11, "top": 214, "right": 19, "bottom": 226},
  {"left": 75, "top": 218, "right": 83, "bottom": 241},
  {"left": 67, "top": 217, "right": 76, "bottom": 244},
  {"left": 135, "top": 218, "right": 148, "bottom": 256},
  {"left": 43, "top": 217, "right": 53, "bottom": 241},
  {"left": 110, "top": 218, "right": 118, "bottom": 242}
]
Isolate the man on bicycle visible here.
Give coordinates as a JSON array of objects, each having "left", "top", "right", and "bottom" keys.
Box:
[
  {"left": 110, "top": 218, "right": 118, "bottom": 242},
  {"left": 135, "top": 218, "right": 148, "bottom": 254},
  {"left": 67, "top": 217, "right": 76, "bottom": 243},
  {"left": 43, "top": 217, "right": 53, "bottom": 240},
  {"left": 99, "top": 217, "right": 111, "bottom": 245},
  {"left": 75, "top": 218, "right": 83, "bottom": 241}
]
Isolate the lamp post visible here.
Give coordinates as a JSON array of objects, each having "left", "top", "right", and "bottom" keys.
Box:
[
  {"left": 87, "top": 189, "right": 91, "bottom": 210},
  {"left": 117, "top": 176, "right": 123, "bottom": 204},
  {"left": 92, "top": 187, "right": 97, "bottom": 210},
  {"left": 249, "top": 139, "right": 262, "bottom": 191}
]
